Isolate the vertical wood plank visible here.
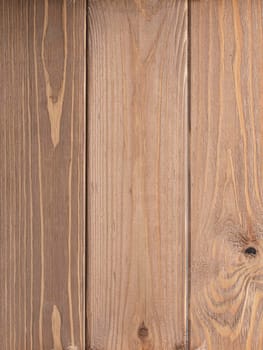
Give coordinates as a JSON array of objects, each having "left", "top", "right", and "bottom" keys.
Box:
[
  {"left": 88, "top": 1, "right": 188, "bottom": 349},
  {"left": 190, "top": 0, "right": 263, "bottom": 348},
  {"left": 0, "top": 0, "right": 86, "bottom": 349}
]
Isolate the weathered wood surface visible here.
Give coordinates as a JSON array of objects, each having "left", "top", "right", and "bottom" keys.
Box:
[
  {"left": 0, "top": 0, "right": 86, "bottom": 349},
  {"left": 87, "top": 1, "right": 188, "bottom": 349},
  {"left": 190, "top": 1, "right": 263, "bottom": 349}
]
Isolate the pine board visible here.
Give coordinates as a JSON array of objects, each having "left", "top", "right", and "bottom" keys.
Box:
[
  {"left": 0, "top": 1, "right": 86, "bottom": 349},
  {"left": 87, "top": 1, "right": 188, "bottom": 349},
  {"left": 190, "top": 1, "right": 263, "bottom": 349}
]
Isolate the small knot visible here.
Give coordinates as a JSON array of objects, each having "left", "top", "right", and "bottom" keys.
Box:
[
  {"left": 138, "top": 321, "right": 149, "bottom": 340},
  {"left": 49, "top": 95, "right": 58, "bottom": 103},
  {"left": 244, "top": 246, "right": 257, "bottom": 256}
]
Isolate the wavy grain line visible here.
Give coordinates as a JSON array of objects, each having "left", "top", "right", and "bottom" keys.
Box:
[
  {"left": 52, "top": 305, "right": 63, "bottom": 350},
  {"left": 33, "top": 1, "right": 45, "bottom": 348},
  {"left": 232, "top": 0, "right": 252, "bottom": 216},
  {"left": 68, "top": 1, "right": 75, "bottom": 345},
  {"left": 41, "top": 0, "right": 68, "bottom": 147}
]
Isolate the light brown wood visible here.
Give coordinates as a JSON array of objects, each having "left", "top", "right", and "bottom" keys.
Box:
[
  {"left": 5, "top": 0, "right": 263, "bottom": 348},
  {"left": 190, "top": 0, "right": 263, "bottom": 349},
  {"left": 0, "top": 0, "right": 86, "bottom": 348},
  {"left": 87, "top": 1, "right": 188, "bottom": 349}
]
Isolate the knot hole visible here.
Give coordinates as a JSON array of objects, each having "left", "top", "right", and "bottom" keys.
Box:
[
  {"left": 244, "top": 246, "right": 257, "bottom": 256},
  {"left": 138, "top": 321, "right": 149, "bottom": 340}
]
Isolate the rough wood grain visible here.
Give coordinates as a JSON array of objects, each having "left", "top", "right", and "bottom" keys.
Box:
[
  {"left": 88, "top": 1, "right": 188, "bottom": 349},
  {"left": 0, "top": 1, "right": 86, "bottom": 349},
  {"left": 190, "top": 1, "right": 263, "bottom": 349}
]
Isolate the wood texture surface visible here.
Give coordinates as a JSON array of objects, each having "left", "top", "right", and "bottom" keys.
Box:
[
  {"left": 87, "top": 1, "right": 188, "bottom": 349},
  {"left": 3, "top": 0, "right": 263, "bottom": 349},
  {"left": 0, "top": 1, "right": 86, "bottom": 349},
  {"left": 190, "top": 1, "right": 263, "bottom": 349}
]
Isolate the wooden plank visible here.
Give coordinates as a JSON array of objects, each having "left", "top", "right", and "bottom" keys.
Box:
[
  {"left": 0, "top": 1, "right": 86, "bottom": 349},
  {"left": 88, "top": 1, "right": 188, "bottom": 349},
  {"left": 190, "top": 0, "right": 263, "bottom": 348}
]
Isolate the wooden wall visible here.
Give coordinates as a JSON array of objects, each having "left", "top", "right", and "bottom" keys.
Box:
[{"left": 1, "top": 1, "right": 263, "bottom": 349}]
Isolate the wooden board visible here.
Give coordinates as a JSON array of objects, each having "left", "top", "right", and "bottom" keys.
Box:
[
  {"left": 0, "top": 0, "right": 86, "bottom": 349},
  {"left": 190, "top": 0, "right": 263, "bottom": 349},
  {"left": 87, "top": 1, "right": 188, "bottom": 349},
  {"left": 87, "top": 1, "right": 190, "bottom": 350}
]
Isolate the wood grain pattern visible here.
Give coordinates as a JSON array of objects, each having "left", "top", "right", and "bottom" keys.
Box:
[
  {"left": 88, "top": 1, "right": 188, "bottom": 349},
  {"left": 190, "top": 0, "right": 263, "bottom": 349},
  {"left": 0, "top": 0, "right": 86, "bottom": 349},
  {"left": 5, "top": 0, "right": 263, "bottom": 348}
]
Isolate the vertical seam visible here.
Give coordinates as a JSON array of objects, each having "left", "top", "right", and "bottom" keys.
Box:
[
  {"left": 85, "top": 0, "right": 89, "bottom": 349},
  {"left": 187, "top": 1, "right": 192, "bottom": 349}
]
